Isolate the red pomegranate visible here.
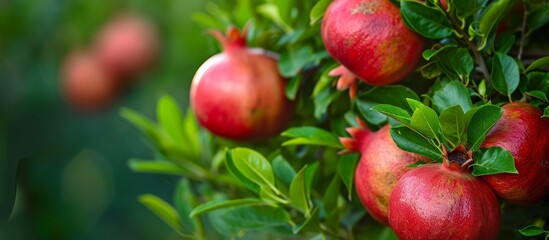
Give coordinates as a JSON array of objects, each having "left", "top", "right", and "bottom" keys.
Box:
[
  {"left": 340, "top": 123, "right": 429, "bottom": 225},
  {"left": 388, "top": 146, "right": 501, "bottom": 240},
  {"left": 321, "top": 0, "right": 424, "bottom": 97},
  {"left": 93, "top": 13, "right": 158, "bottom": 80},
  {"left": 480, "top": 102, "right": 549, "bottom": 204},
  {"left": 61, "top": 50, "right": 118, "bottom": 111},
  {"left": 190, "top": 27, "right": 294, "bottom": 141}
]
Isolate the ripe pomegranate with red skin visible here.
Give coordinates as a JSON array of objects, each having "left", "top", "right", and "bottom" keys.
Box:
[
  {"left": 341, "top": 124, "right": 429, "bottom": 225},
  {"left": 321, "top": 0, "right": 424, "bottom": 93},
  {"left": 480, "top": 102, "right": 549, "bottom": 204},
  {"left": 61, "top": 51, "right": 118, "bottom": 111},
  {"left": 94, "top": 13, "right": 158, "bottom": 80},
  {"left": 190, "top": 27, "right": 293, "bottom": 141},
  {"left": 388, "top": 146, "right": 501, "bottom": 240}
]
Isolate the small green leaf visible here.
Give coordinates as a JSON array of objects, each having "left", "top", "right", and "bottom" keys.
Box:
[
  {"left": 120, "top": 108, "right": 160, "bottom": 140},
  {"left": 400, "top": 1, "right": 453, "bottom": 39},
  {"left": 272, "top": 155, "right": 296, "bottom": 186},
  {"left": 257, "top": 3, "right": 292, "bottom": 32},
  {"left": 128, "top": 159, "right": 188, "bottom": 175},
  {"left": 157, "top": 95, "right": 186, "bottom": 147},
  {"left": 338, "top": 153, "right": 359, "bottom": 200},
  {"left": 439, "top": 105, "right": 466, "bottom": 147},
  {"left": 391, "top": 125, "right": 443, "bottom": 162},
  {"left": 289, "top": 166, "right": 312, "bottom": 214},
  {"left": 139, "top": 194, "right": 184, "bottom": 235},
  {"left": 544, "top": 106, "right": 549, "bottom": 118},
  {"left": 406, "top": 98, "right": 423, "bottom": 112},
  {"left": 322, "top": 175, "right": 340, "bottom": 214},
  {"left": 472, "top": 147, "right": 517, "bottom": 176},
  {"left": 467, "top": 105, "right": 503, "bottom": 151},
  {"left": 526, "top": 90, "right": 548, "bottom": 102},
  {"left": 285, "top": 75, "right": 302, "bottom": 100},
  {"left": 210, "top": 205, "right": 292, "bottom": 230},
  {"left": 491, "top": 53, "right": 520, "bottom": 98},
  {"left": 478, "top": 0, "right": 515, "bottom": 49},
  {"left": 371, "top": 104, "right": 412, "bottom": 125},
  {"left": 282, "top": 127, "right": 342, "bottom": 148},
  {"left": 519, "top": 225, "right": 547, "bottom": 237},
  {"left": 410, "top": 104, "right": 443, "bottom": 140},
  {"left": 449, "top": 0, "right": 480, "bottom": 21},
  {"left": 355, "top": 85, "right": 420, "bottom": 125},
  {"left": 478, "top": 80, "right": 487, "bottom": 97},
  {"left": 174, "top": 179, "right": 198, "bottom": 232},
  {"left": 314, "top": 88, "right": 342, "bottom": 120},
  {"left": 432, "top": 81, "right": 473, "bottom": 113},
  {"left": 310, "top": 0, "right": 331, "bottom": 24},
  {"left": 225, "top": 149, "right": 259, "bottom": 193},
  {"left": 190, "top": 198, "right": 266, "bottom": 217},
  {"left": 526, "top": 56, "right": 549, "bottom": 73},
  {"left": 435, "top": 47, "right": 474, "bottom": 83},
  {"left": 227, "top": 148, "right": 278, "bottom": 194}
]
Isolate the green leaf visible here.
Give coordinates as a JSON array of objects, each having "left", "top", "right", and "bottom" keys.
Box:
[
  {"left": 157, "top": 95, "right": 185, "bottom": 147},
  {"left": 435, "top": 47, "right": 474, "bottom": 82},
  {"left": 190, "top": 198, "right": 266, "bottom": 217},
  {"left": 519, "top": 225, "right": 547, "bottom": 237},
  {"left": 285, "top": 75, "right": 302, "bottom": 100},
  {"left": 120, "top": 108, "right": 160, "bottom": 140},
  {"left": 182, "top": 108, "right": 201, "bottom": 157},
  {"left": 478, "top": 0, "right": 515, "bottom": 49},
  {"left": 290, "top": 166, "right": 311, "bottom": 214},
  {"left": 128, "top": 159, "right": 188, "bottom": 175},
  {"left": 356, "top": 86, "right": 420, "bottom": 125},
  {"left": 466, "top": 105, "right": 503, "bottom": 151},
  {"left": 406, "top": 160, "right": 429, "bottom": 168},
  {"left": 272, "top": 155, "right": 296, "bottom": 186},
  {"left": 174, "top": 179, "right": 198, "bottom": 232},
  {"left": 472, "top": 147, "right": 518, "bottom": 176},
  {"left": 526, "top": 56, "right": 549, "bottom": 73},
  {"left": 282, "top": 127, "right": 342, "bottom": 148},
  {"left": 139, "top": 194, "right": 184, "bottom": 235},
  {"left": 391, "top": 125, "right": 443, "bottom": 162},
  {"left": 257, "top": 3, "right": 292, "bottom": 32},
  {"left": 322, "top": 175, "right": 341, "bottom": 213},
  {"left": 526, "top": 90, "right": 548, "bottom": 102},
  {"left": 211, "top": 205, "right": 292, "bottom": 230},
  {"left": 400, "top": 1, "right": 453, "bottom": 39},
  {"left": 439, "top": 105, "right": 466, "bottom": 147},
  {"left": 544, "top": 106, "right": 549, "bottom": 118},
  {"left": 310, "top": 0, "right": 331, "bottom": 24},
  {"left": 227, "top": 148, "right": 278, "bottom": 194},
  {"left": 225, "top": 149, "right": 259, "bottom": 193},
  {"left": 449, "top": 0, "right": 480, "bottom": 21},
  {"left": 432, "top": 81, "right": 473, "bottom": 113},
  {"left": 491, "top": 53, "right": 520, "bottom": 98},
  {"left": 410, "top": 103, "right": 443, "bottom": 140},
  {"left": 279, "top": 46, "right": 328, "bottom": 77},
  {"left": 338, "top": 153, "right": 359, "bottom": 200},
  {"left": 293, "top": 206, "right": 320, "bottom": 234},
  {"left": 371, "top": 105, "right": 412, "bottom": 126},
  {"left": 314, "top": 88, "right": 342, "bottom": 120}
]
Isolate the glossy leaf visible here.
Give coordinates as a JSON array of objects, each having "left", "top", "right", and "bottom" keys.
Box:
[
  {"left": 174, "top": 179, "right": 199, "bottom": 232},
  {"left": 282, "top": 126, "right": 342, "bottom": 148},
  {"left": 322, "top": 175, "right": 340, "bottom": 213},
  {"left": 371, "top": 104, "right": 412, "bottom": 126},
  {"left": 544, "top": 106, "right": 549, "bottom": 118},
  {"left": 491, "top": 53, "right": 520, "bottom": 97},
  {"left": 128, "top": 159, "right": 189, "bottom": 175},
  {"left": 435, "top": 47, "right": 474, "bottom": 82},
  {"left": 439, "top": 105, "right": 466, "bottom": 147},
  {"left": 225, "top": 149, "right": 259, "bottom": 193},
  {"left": 310, "top": 0, "right": 331, "bottom": 24},
  {"left": 139, "top": 194, "right": 184, "bottom": 235},
  {"left": 449, "top": 0, "right": 479, "bottom": 21},
  {"left": 292, "top": 206, "right": 320, "bottom": 234},
  {"left": 227, "top": 148, "right": 278, "bottom": 194},
  {"left": 432, "top": 81, "right": 473, "bottom": 113},
  {"left": 467, "top": 105, "right": 503, "bottom": 151},
  {"left": 478, "top": 0, "right": 515, "bottom": 49},
  {"left": 211, "top": 205, "right": 292, "bottom": 229},
  {"left": 190, "top": 198, "right": 266, "bottom": 217},
  {"left": 410, "top": 103, "right": 443, "bottom": 140},
  {"left": 272, "top": 155, "right": 296, "bottom": 186},
  {"left": 338, "top": 153, "right": 359, "bottom": 200},
  {"left": 526, "top": 56, "right": 549, "bottom": 73},
  {"left": 400, "top": 0, "right": 453, "bottom": 39},
  {"left": 471, "top": 147, "right": 518, "bottom": 176},
  {"left": 290, "top": 166, "right": 311, "bottom": 214},
  {"left": 157, "top": 95, "right": 185, "bottom": 147},
  {"left": 519, "top": 225, "right": 547, "bottom": 237},
  {"left": 391, "top": 125, "right": 442, "bottom": 162},
  {"left": 526, "top": 90, "right": 548, "bottom": 102}
]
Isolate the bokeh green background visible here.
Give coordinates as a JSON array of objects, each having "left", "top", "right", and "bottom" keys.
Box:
[{"left": 0, "top": 1, "right": 221, "bottom": 239}]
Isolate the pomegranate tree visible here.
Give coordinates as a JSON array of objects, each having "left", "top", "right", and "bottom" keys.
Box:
[
  {"left": 321, "top": 0, "right": 424, "bottom": 97},
  {"left": 388, "top": 146, "right": 501, "bottom": 240},
  {"left": 190, "top": 27, "right": 293, "bottom": 141},
  {"left": 480, "top": 102, "right": 549, "bottom": 204},
  {"left": 341, "top": 124, "right": 429, "bottom": 225}
]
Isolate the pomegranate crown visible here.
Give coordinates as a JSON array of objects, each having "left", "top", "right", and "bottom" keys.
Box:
[
  {"left": 442, "top": 145, "right": 474, "bottom": 171},
  {"left": 209, "top": 25, "right": 249, "bottom": 50},
  {"left": 339, "top": 117, "right": 374, "bottom": 155}
]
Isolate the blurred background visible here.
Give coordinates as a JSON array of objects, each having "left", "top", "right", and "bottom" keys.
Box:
[{"left": 0, "top": 1, "right": 222, "bottom": 239}]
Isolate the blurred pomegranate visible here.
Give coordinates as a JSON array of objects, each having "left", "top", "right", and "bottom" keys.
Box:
[
  {"left": 190, "top": 27, "right": 293, "bottom": 141},
  {"left": 93, "top": 13, "right": 158, "bottom": 81},
  {"left": 61, "top": 50, "right": 118, "bottom": 111}
]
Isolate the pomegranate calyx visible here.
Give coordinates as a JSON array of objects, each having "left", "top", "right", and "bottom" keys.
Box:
[
  {"left": 209, "top": 26, "right": 247, "bottom": 51},
  {"left": 442, "top": 145, "right": 474, "bottom": 171},
  {"left": 329, "top": 65, "right": 358, "bottom": 100},
  {"left": 338, "top": 123, "right": 375, "bottom": 155}
]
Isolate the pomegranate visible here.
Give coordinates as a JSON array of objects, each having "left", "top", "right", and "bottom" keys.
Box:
[
  {"left": 321, "top": 0, "right": 424, "bottom": 95},
  {"left": 388, "top": 146, "right": 501, "bottom": 240},
  {"left": 190, "top": 27, "right": 294, "bottom": 141},
  {"left": 61, "top": 50, "right": 118, "bottom": 111},
  {"left": 93, "top": 13, "right": 158, "bottom": 80},
  {"left": 340, "top": 123, "right": 429, "bottom": 225},
  {"left": 480, "top": 102, "right": 549, "bottom": 204}
]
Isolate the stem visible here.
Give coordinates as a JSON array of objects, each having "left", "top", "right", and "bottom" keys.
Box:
[{"left": 517, "top": 0, "right": 528, "bottom": 60}]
